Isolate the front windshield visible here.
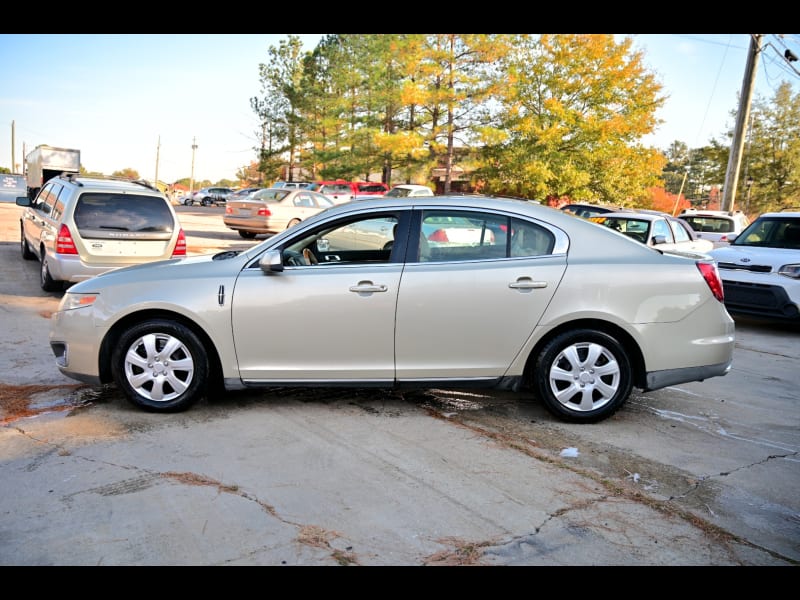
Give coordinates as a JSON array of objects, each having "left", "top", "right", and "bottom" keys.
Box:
[{"left": 733, "top": 217, "right": 800, "bottom": 249}]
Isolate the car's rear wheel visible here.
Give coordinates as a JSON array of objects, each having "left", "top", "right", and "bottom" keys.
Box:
[
  {"left": 40, "top": 255, "right": 61, "bottom": 292},
  {"left": 238, "top": 231, "right": 257, "bottom": 239},
  {"left": 287, "top": 218, "right": 301, "bottom": 228},
  {"left": 533, "top": 329, "right": 632, "bottom": 423},
  {"left": 20, "top": 226, "right": 35, "bottom": 260},
  {"left": 111, "top": 319, "right": 209, "bottom": 412}
]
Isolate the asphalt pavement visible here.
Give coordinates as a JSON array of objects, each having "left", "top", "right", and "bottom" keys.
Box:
[{"left": 1, "top": 202, "right": 798, "bottom": 566}]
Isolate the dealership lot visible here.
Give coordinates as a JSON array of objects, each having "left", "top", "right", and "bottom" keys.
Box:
[{"left": 0, "top": 202, "right": 798, "bottom": 565}]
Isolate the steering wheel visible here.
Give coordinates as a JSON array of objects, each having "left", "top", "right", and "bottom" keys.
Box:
[
  {"left": 303, "top": 248, "right": 318, "bottom": 265},
  {"left": 284, "top": 249, "right": 306, "bottom": 266}
]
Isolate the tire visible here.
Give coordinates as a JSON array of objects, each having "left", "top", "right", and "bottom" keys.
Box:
[
  {"left": 238, "top": 231, "right": 257, "bottom": 239},
  {"left": 20, "top": 226, "right": 35, "bottom": 260},
  {"left": 201, "top": 198, "right": 211, "bottom": 207},
  {"left": 111, "top": 319, "right": 209, "bottom": 412},
  {"left": 533, "top": 329, "right": 632, "bottom": 424},
  {"left": 287, "top": 218, "right": 301, "bottom": 229},
  {"left": 40, "top": 255, "right": 61, "bottom": 292}
]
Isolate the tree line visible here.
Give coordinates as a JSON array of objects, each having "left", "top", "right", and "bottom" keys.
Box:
[{"left": 239, "top": 33, "right": 800, "bottom": 216}]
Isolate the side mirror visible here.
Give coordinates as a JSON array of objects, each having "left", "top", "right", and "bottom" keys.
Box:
[
  {"left": 259, "top": 249, "right": 284, "bottom": 273},
  {"left": 16, "top": 196, "right": 31, "bottom": 207},
  {"left": 651, "top": 234, "right": 668, "bottom": 246}
]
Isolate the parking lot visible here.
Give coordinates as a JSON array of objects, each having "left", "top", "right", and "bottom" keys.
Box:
[{"left": 0, "top": 201, "right": 798, "bottom": 565}]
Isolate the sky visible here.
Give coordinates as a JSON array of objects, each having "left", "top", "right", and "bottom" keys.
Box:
[{"left": 1, "top": 33, "right": 798, "bottom": 185}]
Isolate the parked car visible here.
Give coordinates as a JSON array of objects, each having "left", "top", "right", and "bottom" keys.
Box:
[
  {"left": 272, "top": 181, "right": 313, "bottom": 189},
  {"left": 17, "top": 174, "right": 186, "bottom": 291},
  {"left": 48, "top": 195, "right": 734, "bottom": 423},
  {"left": 308, "top": 180, "right": 359, "bottom": 203},
  {"left": 384, "top": 184, "right": 434, "bottom": 198},
  {"left": 589, "top": 211, "right": 714, "bottom": 255},
  {"left": 355, "top": 181, "right": 390, "bottom": 196},
  {"left": 678, "top": 209, "right": 751, "bottom": 247},
  {"left": 185, "top": 187, "right": 234, "bottom": 207},
  {"left": 227, "top": 187, "right": 264, "bottom": 201},
  {"left": 708, "top": 211, "right": 800, "bottom": 322},
  {"left": 560, "top": 203, "right": 623, "bottom": 219},
  {"left": 223, "top": 187, "right": 335, "bottom": 238}
]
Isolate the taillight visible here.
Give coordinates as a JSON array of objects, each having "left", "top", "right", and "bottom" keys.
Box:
[
  {"left": 55, "top": 224, "right": 78, "bottom": 254},
  {"left": 697, "top": 261, "right": 724, "bottom": 302},
  {"left": 428, "top": 229, "right": 448, "bottom": 242},
  {"left": 225, "top": 206, "right": 233, "bottom": 214},
  {"left": 172, "top": 229, "right": 187, "bottom": 257},
  {"left": 257, "top": 207, "right": 272, "bottom": 217}
]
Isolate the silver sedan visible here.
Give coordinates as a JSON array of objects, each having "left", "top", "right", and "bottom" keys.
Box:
[
  {"left": 49, "top": 195, "right": 735, "bottom": 423},
  {"left": 223, "top": 187, "right": 335, "bottom": 238}
]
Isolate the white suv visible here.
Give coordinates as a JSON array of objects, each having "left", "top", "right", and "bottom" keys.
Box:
[
  {"left": 17, "top": 174, "right": 186, "bottom": 291},
  {"left": 679, "top": 209, "right": 750, "bottom": 247},
  {"left": 709, "top": 211, "right": 800, "bottom": 322}
]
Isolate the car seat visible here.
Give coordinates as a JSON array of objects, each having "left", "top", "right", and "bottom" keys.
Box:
[{"left": 418, "top": 233, "right": 431, "bottom": 261}]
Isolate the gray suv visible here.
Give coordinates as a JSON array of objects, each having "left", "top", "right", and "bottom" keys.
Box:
[
  {"left": 185, "top": 186, "right": 233, "bottom": 206},
  {"left": 17, "top": 174, "right": 186, "bottom": 291}
]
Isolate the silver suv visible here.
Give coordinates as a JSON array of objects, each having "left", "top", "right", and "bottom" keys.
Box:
[{"left": 17, "top": 174, "right": 186, "bottom": 291}]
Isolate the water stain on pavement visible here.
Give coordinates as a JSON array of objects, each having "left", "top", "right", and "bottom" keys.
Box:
[{"left": 0, "top": 383, "right": 101, "bottom": 424}]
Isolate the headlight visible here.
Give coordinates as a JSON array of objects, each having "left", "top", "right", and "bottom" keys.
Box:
[
  {"left": 778, "top": 264, "right": 800, "bottom": 279},
  {"left": 60, "top": 293, "right": 98, "bottom": 311}
]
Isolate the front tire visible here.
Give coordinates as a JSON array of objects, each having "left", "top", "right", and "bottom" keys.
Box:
[
  {"left": 20, "top": 226, "right": 35, "bottom": 260},
  {"left": 533, "top": 329, "right": 632, "bottom": 423},
  {"left": 111, "top": 319, "right": 209, "bottom": 412},
  {"left": 238, "top": 230, "right": 257, "bottom": 239}
]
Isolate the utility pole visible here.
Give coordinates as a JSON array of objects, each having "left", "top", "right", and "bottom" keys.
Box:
[
  {"left": 11, "top": 120, "right": 15, "bottom": 174},
  {"left": 722, "top": 34, "right": 762, "bottom": 212},
  {"left": 190, "top": 137, "right": 198, "bottom": 193},
  {"left": 154, "top": 135, "right": 160, "bottom": 189}
]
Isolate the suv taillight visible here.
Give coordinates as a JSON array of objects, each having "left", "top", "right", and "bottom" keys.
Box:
[
  {"left": 697, "top": 261, "right": 724, "bottom": 302},
  {"left": 172, "top": 229, "right": 187, "bottom": 257},
  {"left": 56, "top": 224, "right": 78, "bottom": 255}
]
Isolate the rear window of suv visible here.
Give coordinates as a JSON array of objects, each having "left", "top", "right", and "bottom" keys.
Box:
[{"left": 73, "top": 193, "right": 175, "bottom": 233}]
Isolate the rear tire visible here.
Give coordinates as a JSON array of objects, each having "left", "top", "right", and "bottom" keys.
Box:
[
  {"left": 111, "top": 319, "right": 209, "bottom": 412},
  {"left": 533, "top": 329, "right": 632, "bottom": 423},
  {"left": 287, "top": 218, "right": 301, "bottom": 229},
  {"left": 40, "top": 255, "right": 62, "bottom": 292},
  {"left": 238, "top": 231, "right": 257, "bottom": 239}
]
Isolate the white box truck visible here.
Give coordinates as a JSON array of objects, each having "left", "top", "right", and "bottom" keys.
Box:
[{"left": 25, "top": 145, "right": 80, "bottom": 199}]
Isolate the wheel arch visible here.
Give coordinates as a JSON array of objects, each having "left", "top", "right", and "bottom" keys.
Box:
[
  {"left": 98, "top": 308, "right": 224, "bottom": 389},
  {"left": 522, "top": 318, "right": 647, "bottom": 390}
]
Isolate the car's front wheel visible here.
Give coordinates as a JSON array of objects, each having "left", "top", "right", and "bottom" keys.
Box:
[
  {"left": 111, "top": 319, "right": 209, "bottom": 412},
  {"left": 238, "top": 231, "right": 257, "bottom": 239},
  {"left": 20, "top": 226, "right": 35, "bottom": 260},
  {"left": 532, "top": 329, "right": 632, "bottom": 423}
]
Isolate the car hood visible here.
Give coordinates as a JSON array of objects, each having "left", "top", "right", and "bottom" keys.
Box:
[
  {"left": 710, "top": 245, "right": 800, "bottom": 268},
  {"left": 65, "top": 250, "right": 251, "bottom": 294}
]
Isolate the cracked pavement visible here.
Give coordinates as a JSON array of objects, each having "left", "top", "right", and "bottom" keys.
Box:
[{"left": 1, "top": 203, "right": 798, "bottom": 566}]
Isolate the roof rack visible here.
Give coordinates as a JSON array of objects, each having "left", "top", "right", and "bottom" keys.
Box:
[{"left": 57, "top": 173, "right": 158, "bottom": 191}]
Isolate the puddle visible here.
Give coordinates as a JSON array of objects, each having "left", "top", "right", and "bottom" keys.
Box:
[{"left": 0, "top": 383, "right": 110, "bottom": 424}]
